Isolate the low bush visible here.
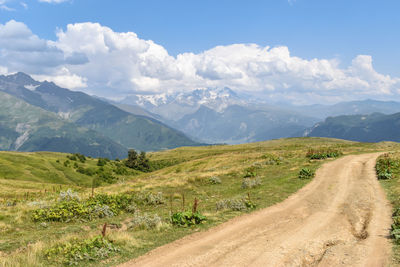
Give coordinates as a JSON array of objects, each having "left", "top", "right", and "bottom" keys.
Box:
[
  {"left": 243, "top": 167, "right": 257, "bottom": 178},
  {"left": 171, "top": 211, "right": 206, "bottom": 226},
  {"left": 241, "top": 177, "right": 261, "bottom": 189},
  {"left": 209, "top": 176, "right": 221, "bottom": 184},
  {"left": 67, "top": 153, "right": 86, "bottom": 163},
  {"left": 298, "top": 168, "right": 315, "bottom": 179},
  {"left": 392, "top": 209, "right": 400, "bottom": 243},
  {"left": 216, "top": 198, "right": 256, "bottom": 211},
  {"left": 306, "top": 148, "right": 342, "bottom": 159},
  {"left": 136, "top": 192, "right": 165, "bottom": 206},
  {"left": 97, "top": 172, "right": 118, "bottom": 184},
  {"left": 76, "top": 166, "right": 97, "bottom": 176},
  {"left": 58, "top": 189, "right": 80, "bottom": 202},
  {"left": 44, "top": 236, "right": 119, "bottom": 266},
  {"left": 114, "top": 165, "right": 129, "bottom": 175},
  {"left": 32, "top": 193, "right": 136, "bottom": 222},
  {"left": 129, "top": 213, "right": 162, "bottom": 230},
  {"left": 261, "top": 154, "right": 283, "bottom": 165},
  {"left": 97, "top": 158, "right": 109, "bottom": 167},
  {"left": 376, "top": 154, "right": 397, "bottom": 180}
]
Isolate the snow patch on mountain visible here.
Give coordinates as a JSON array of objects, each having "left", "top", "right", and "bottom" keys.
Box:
[
  {"left": 120, "top": 87, "right": 246, "bottom": 120},
  {"left": 24, "top": 84, "right": 40, "bottom": 91}
]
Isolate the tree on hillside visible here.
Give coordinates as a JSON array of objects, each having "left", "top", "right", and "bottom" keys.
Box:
[{"left": 125, "top": 149, "right": 150, "bottom": 172}]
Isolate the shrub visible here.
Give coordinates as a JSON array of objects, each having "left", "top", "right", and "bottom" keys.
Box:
[
  {"left": 129, "top": 213, "right": 162, "bottom": 230},
  {"left": 392, "top": 210, "right": 400, "bottom": 243},
  {"left": 32, "top": 193, "right": 135, "bottom": 222},
  {"left": 298, "top": 168, "right": 315, "bottom": 179},
  {"left": 67, "top": 153, "right": 86, "bottom": 163},
  {"left": 261, "top": 154, "right": 282, "bottom": 165},
  {"left": 92, "top": 205, "right": 115, "bottom": 218},
  {"left": 171, "top": 211, "right": 206, "bottom": 226},
  {"left": 376, "top": 154, "right": 397, "bottom": 180},
  {"left": 114, "top": 165, "right": 129, "bottom": 175},
  {"left": 209, "top": 176, "right": 221, "bottom": 184},
  {"left": 59, "top": 189, "right": 80, "bottom": 202},
  {"left": 77, "top": 167, "right": 97, "bottom": 176},
  {"left": 243, "top": 167, "right": 257, "bottom": 178},
  {"left": 97, "top": 158, "right": 109, "bottom": 166},
  {"left": 126, "top": 203, "right": 138, "bottom": 213},
  {"left": 97, "top": 172, "right": 118, "bottom": 184},
  {"left": 44, "top": 236, "right": 119, "bottom": 266},
  {"left": 216, "top": 198, "right": 256, "bottom": 211},
  {"left": 241, "top": 177, "right": 261, "bottom": 189},
  {"left": 306, "top": 148, "right": 342, "bottom": 159},
  {"left": 125, "top": 149, "right": 150, "bottom": 172},
  {"left": 136, "top": 192, "right": 165, "bottom": 205}
]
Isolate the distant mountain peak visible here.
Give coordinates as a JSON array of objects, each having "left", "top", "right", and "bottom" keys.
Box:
[
  {"left": 1, "top": 72, "right": 40, "bottom": 86},
  {"left": 119, "top": 87, "right": 244, "bottom": 120}
]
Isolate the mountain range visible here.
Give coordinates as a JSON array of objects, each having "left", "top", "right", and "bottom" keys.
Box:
[
  {"left": 3, "top": 72, "right": 400, "bottom": 156},
  {"left": 118, "top": 88, "right": 400, "bottom": 144},
  {"left": 0, "top": 73, "right": 198, "bottom": 158}
]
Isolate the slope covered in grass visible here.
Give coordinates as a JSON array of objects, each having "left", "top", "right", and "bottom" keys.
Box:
[
  {"left": 0, "top": 91, "right": 127, "bottom": 158},
  {"left": 0, "top": 138, "right": 398, "bottom": 266}
]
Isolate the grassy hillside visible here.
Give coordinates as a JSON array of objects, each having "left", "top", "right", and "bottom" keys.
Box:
[
  {"left": 305, "top": 112, "right": 400, "bottom": 143},
  {"left": 0, "top": 138, "right": 397, "bottom": 266},
  {"left": 0, "top": 91, "right": 127, "bottom": 158}
]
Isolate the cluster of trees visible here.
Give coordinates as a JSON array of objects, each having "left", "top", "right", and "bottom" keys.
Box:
[{"left": 125, "top": 149, "right": 150, "bottom": 172}]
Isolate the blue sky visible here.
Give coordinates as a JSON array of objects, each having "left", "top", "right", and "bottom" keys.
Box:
[{"left": 0, "top": 0, "right": 399, "bottom": 104}]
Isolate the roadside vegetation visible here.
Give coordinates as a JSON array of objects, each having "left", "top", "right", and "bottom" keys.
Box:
[
  {"left": 0, "top": 137, "right": 397, "bottom": 266},
  {"left": 376, "top": 152, "right": 400, "bottom": 264}
]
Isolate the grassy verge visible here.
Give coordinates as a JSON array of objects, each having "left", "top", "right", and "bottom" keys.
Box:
[
  {"left": 377, "top": 152, "right": 400, "bottom": 264},
  {"left": 0, "top": 137, "right": 397, "bottom": 266}
]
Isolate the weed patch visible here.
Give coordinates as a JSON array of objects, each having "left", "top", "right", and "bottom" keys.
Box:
[
  {"left": 298, "top": 168, "right": 315, "bottom": 179},
  {"left": 306, "top": 148, "right": 342, "bottom": 159},
  {"left": 45, "top": 235, "right": 119, "bottom": 266},
  {"left": 171, "top": 211, "right": 206, "bottom": 226},
  {"left": 241, "top": 177, "right": 261, "bottom": 189}
]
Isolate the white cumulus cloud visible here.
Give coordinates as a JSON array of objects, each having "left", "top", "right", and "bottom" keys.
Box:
[{"left": 0, "top": 20, "right": 399, "bottom": 104}]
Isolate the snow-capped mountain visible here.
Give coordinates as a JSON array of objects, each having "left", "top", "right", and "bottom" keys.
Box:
[{"left": 120, "top": 87, "right": 245, "bottom": 120}]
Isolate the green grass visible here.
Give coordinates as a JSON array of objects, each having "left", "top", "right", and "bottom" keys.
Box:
[
  {"left": 377, "top": 152, "right": 400, "bottom": 265},
  {"left": 0, "top": 137, "right": 398, "bottom": 266}
]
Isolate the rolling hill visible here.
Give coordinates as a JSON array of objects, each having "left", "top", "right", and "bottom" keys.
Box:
[{"left": 304, "top": 112, "right": 400, "bottom": 142}]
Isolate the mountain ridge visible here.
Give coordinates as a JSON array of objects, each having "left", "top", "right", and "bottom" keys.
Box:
[{"left": 0, "top": 72, "right": 199, "bottom": 153}]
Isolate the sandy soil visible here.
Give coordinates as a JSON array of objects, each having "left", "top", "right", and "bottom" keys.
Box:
[{"left": 119, "top": 153, "right": 392, "bottom": 267}]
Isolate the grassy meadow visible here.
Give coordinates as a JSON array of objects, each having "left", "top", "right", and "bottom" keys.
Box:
[{"left": 0, "top": 137, "right": 398, "bottom": 266}]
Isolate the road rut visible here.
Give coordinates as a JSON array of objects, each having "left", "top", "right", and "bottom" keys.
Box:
[{"left": 120, "top": 153, "right": 392, "bottom": 267}]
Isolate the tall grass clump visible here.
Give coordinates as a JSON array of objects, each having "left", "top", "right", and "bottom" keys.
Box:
[{"left": 298, "top": 168, "right": 315, "bottom": 179}]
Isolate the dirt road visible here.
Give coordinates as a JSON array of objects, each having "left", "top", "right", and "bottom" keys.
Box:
[{"left": 120, "top": 153, "right": 392, "bottom": 267}]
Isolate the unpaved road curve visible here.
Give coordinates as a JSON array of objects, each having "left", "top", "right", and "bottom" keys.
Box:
[{"left": 120, "top": 153, "right": 392, "bottom": 267}]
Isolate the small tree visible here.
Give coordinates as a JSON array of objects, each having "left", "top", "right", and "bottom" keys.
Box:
[
  {"left": 125, "top": 149, "right": 150, "bottom": 172},
  {"left": 139, "top": 151, "right": 150, "bottom": 170},
  {"left": 126, "top": 149, "right": 138, "bottom": 169}
]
